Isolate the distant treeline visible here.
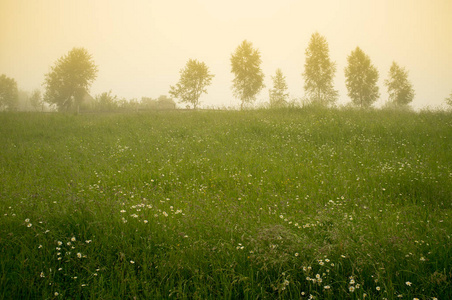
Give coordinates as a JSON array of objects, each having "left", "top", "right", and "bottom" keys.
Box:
[{"left": 1, "top": 32, "right": 452, "bottom": 112}]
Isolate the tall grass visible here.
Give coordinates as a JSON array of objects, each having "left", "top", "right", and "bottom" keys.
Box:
[{"left": 0, "top": 108, "right": 451, "bottom": 299}]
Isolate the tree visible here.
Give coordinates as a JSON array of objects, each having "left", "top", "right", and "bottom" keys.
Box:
[
  {"left": 0, "top": 74, "right": 19, "bottom": 111},
  {"left": 302, "top": 32, "right": 338, "bottom": 106},
  {"left": 94, "top": 91, "right": 118, "bottom": 111},
  {"left": 29, "top": 89, "right": 44, "bottom": 111},
  {"left": 445, "top": 91, "right": 452, "bottom": 108},
  {"left": 43, "top": 47, "right": 98, "bottom": 112},
  {"left": 344, "top": 47, "right": 380, "bottom": 108},
  {"left": 169, "top": 59, "right": 214, "bottom": 109},
  {"left": 269, "top": 69, "right": 289, "bottom": 108},
  {"left": 384, "top": 62, "right": 415, "bottom": 107},
  {"left": 231, "top": 40, "right": 265, "bottom": 109}
]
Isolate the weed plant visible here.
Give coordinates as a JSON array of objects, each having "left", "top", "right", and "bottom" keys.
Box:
[{"left": 0, "top": 107, "right": 451, "bottom": 299}]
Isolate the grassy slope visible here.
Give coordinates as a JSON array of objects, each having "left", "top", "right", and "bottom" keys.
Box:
[{"left": 0, "top": 108, "right": 451, "bottom": 299}]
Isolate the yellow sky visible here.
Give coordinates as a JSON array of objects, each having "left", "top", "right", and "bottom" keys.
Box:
[{"left": 1, "top": 0, "right": 451, "bottom": 109}]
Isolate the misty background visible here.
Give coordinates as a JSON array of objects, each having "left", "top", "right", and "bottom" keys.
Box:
[{"left": 1, "top": 0, "right": 451, "bottom": 109}]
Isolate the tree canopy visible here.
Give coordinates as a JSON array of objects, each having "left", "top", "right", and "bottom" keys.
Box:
[
  {"left": 231, "top": 40, "right": 265, "bottom": 109},
  {"left": 169, "top": 59, "right": 214, "bottom": 109},
  {"left": 43, "top": 47, "right": 98, "bottom": 112},
  {"left": 344, "top": 47, "right": 380, "bottom": 108},
  {"left": 384, "top": 62, "right": 415, "bottom": 107},
  {"left": 29, "top": 89, "right": 43, "bottom": 111},
  {"left": 0, "top": 74, "right": 18, "bottom": 111},
  {"left": 445, "top": 91, "right": 452, "bottom": 108},
  {"left": 302, "top": 32, "right": 338, "bottom": 106},
  {"left": 269, "top": 69, "right": 289, "bottom": 108}
]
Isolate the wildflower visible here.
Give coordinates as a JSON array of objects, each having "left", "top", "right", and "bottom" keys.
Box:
[
  {"left": 376, "top": 286, "right": 381, "bottom": 291},
  {"left": 130, "top": 260, "right": 135, "bottom": 264},
  {"left": 27, "top": 223, "right": 32, "bottom": 227},
  {"left": 413, "top": 298, "right": 419, "bottom": 300},
  {"left": 57, "top": 241, "right": 62, "bottom": 246},
  {"left": 38, "top": 245, "right": 42, "bottom": 249},
  {"left": 58, "top": 268, "right": 62, "bottom": 271},
  {"left": 40, "top": 272, "right": 45, "bottom": 278},
  {"left": 77, "top": 253, "right": 82, "bottom": 258},
  {"left": 25, "top": 218, "right": 30, "bottom": 222},
  {"left": 324, "top": 285, "right": 330, "bottom": 290},
  {"left": 85, "top": 240, "right": 92, "bottom": 243},
  {"left": 162, "top": 211, "right": 168, "bottom": 217},
  {"left": 315, "top": 274, "right": 321, "bottom": 279},
  {"left": 295, "top": 253, "right": 299, "bottom": 257},
  {"left": 397, "top": 295, "right": 403, "bottom": 298},
  {"left": 350, "top": 279, "right": 355, "bottom": 285},
  {"left": 67, "top": 242, "right": 71, "bottom": 246},
  {"left": 120, "top": 210, "right": 126, "bottom": 213},
  {"left": 349, "top": 286, "right": 355, "bottom": 292},
  {"left": 71, "top": 237, "right": 76, "bottom": 242},
  {"left": 420, "top": 257, "right": 426, "bottom": 261},
  {"left": 406, "top": 281, "right": 412, "bottom": 286},
  {"left": 54, "top": 292, "right": 59, "bottom": 296},
  {"left": 143, "top": 220, "right": 148, "bottom": 224}
]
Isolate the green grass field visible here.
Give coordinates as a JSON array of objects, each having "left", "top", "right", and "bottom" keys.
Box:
[{"left": 0, "top": 108, "right": 451, "bottom": 299}]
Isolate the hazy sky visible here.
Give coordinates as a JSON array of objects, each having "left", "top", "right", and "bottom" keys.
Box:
[{"left": 1, "top": 0, "right": 451, "bottom": 109}]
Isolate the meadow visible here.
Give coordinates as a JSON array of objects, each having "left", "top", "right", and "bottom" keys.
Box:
[{"left": 0, "top": 107, "right": 451, "bottom": 299}]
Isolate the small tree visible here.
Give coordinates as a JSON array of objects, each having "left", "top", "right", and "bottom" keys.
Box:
[
  {"left": 269, "top": 69, "right": 289, "bottom": 108},
  {"left": 169, "top": 59, "right": 214, "bottom": 109},
  {"left": 344, "top": 47, "right": 380, "bottom": 108},
  {"left": 94, "top": 91, "right": 118, "bottom": 111},
  {"left": 43, "top": 47, "right": 98, "bottom": 112},
  {"left": 0, "top": 74, "right": 19, "bottom": 111},
  {"left": 302, "top": 32, "right": 338, "bottom": 106},
  {"left": 445, "top": 91, "right": 452, "bottom": 108},
  {"left": 384, "top": 62, "right": 415, "bottom": 107},
  {"left": 231, "top": 40, "right": 265, "bottom": 109},
  {"left": 29, "top": 89, "right": 44, "bottom": 111}
]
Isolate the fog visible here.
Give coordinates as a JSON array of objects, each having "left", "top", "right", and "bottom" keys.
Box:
[{"left": 1, "top": 0, "right": 451, "bottom": 109}]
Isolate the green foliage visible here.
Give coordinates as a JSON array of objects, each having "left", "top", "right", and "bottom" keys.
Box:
[
  {"left": 29, "top": 89, "right": 43, "bottom": 111},
  {"left": 0, "top": 74, "right": 19, "bottom": 111},
  {"left": 0, "top": 110, "right": 451, "bottom": 299},
  {"left": 445, "top": 91, "right": 452, "bottom": 108},
  {"left": 43, "top": 48, "right": 98, "bottom": 112},
  {"left": 269, "top": 69, "right": 289, "bottom": 108},
  {"left": 231, "top": 40, "right": 265, "bottom": 109},
  {"left": 169, "top": 59, "right": 214, "bottom": 109},
  {"left": 141, "top": 95, "right": 176, "bottom": 110},
  {"left": 93, "top": 91, "right": 119, "bottom": 111},
  {"left": 384, "top": 62, "right": 415, "bottom": 107},
  {"left": 302, "top": 32, "right": 338, "bottom": 106},
  {"left": 345, "top": 47, "right": 380, "bottom": 108}
]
